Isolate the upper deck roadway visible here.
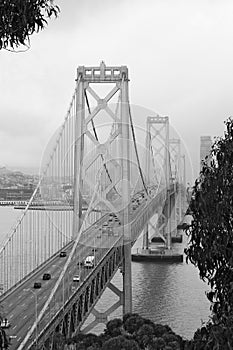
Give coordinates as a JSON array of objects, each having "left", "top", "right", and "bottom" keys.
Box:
[{"left": 1, "top": 185, "right": 170, "bottom": 349}]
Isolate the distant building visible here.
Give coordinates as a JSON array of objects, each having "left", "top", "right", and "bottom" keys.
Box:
[
  {"left": 200, "top": 136, "right": 212, "bottom": 171},
  {"left": 0, "top": 188, "right": 34, "bottom": 201}
]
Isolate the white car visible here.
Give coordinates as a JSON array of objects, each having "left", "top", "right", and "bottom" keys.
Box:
[
  {"left": 84, "top": 255, "right": 95, "bottom": 268},
  {"left": 73, "top": 275, "right": 80, "bottom": 282},
  {"left": 1, "top": 319, "right": 10, "bottom": 328}
]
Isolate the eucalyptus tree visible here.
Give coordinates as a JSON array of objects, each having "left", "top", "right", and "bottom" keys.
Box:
[
  {"left": 0, "top": 0, "right": 59, "bottom": 50},
  {"left": 185, "top": 118, "right": 233, "bottom": 346}
]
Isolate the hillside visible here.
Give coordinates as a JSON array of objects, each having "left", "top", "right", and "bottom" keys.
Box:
[{"left": 0, "top": 167, "right": 38, "bottom": 189}]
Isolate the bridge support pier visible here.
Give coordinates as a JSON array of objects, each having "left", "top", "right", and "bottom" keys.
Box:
[
  {"left": 142, "top": 224, "right": 149, "bottom": 250},
  {"left": 123, "top": 242, "right": 132, "bottom": 314},
  {"left": 169, "top": 139, "right": 183, "bottom": 229}
]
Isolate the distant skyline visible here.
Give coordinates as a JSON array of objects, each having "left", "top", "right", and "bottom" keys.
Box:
[
  {"left": 0, "top": 165, "right": 39, "bottom": 175},
  {"left": 1, "top": 0, "right": 233, "bottom": 181}
]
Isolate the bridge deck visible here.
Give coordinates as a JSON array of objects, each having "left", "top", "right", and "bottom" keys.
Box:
[{"left": 1, "top": 186, "right": 173, "bottom": 349}]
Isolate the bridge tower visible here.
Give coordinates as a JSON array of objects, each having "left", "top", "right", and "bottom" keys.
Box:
[
  {"left": 72, "top": 62, "right": 132, "bottom": 316},
  {"left": 142, "top": 116, "right": 172, "bottom": 251},
  {"left": 169, "top": 138, "right": 182, "bottom": 233},
  {"left": 181, "top": 154, "right": 188, "bottom": 214},
  {"left": 142, "top": 116, "right": 183, "bottom": 254}
]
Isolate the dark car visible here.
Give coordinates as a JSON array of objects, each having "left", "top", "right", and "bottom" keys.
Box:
[
  {"left": 43, "top": 273, "right": 51, "bottom": 280},
  {"left": 60, "top": 251, "right": 67, "bottom": 257},
  {"left": 34, "top": 282, "right": 41, "bottom": 289}
]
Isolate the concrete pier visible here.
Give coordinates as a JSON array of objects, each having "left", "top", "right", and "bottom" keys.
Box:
[{"left": 132, "top": 247, "right": 183, "bottom": 263}]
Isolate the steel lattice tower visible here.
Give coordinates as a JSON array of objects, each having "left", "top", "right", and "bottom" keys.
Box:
[{"left": 72, "top": 62, "right": 132, "bottom": 315}]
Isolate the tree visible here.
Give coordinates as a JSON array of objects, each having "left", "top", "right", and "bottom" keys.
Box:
[
  {"left": 102, "top": 335, "right": 140, "bottom": 350},
  {"left": 81, "top": 333, "right": 100, "bottom": 348},
  {"left": 187, "top": 323, "right": 233, "bottom": 350},
  {"left": 185, "top": 118, "right": 233, "bottom": 325},
  {"left": 105, "top": 318, "right": 123, "bottom": 337},
  {"left": 0, "top": 0, "right": 59, "bottom": 50},
  {"left": 124, "top": 314, "right": 145, "bottom": 334},
  {"left": 135, "top": 324, "right": 154, "bottom": 349}
]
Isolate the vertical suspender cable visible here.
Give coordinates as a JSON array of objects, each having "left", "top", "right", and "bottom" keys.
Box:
[{"left": 127, "top": 99, "right": 148, "bottom": 195}]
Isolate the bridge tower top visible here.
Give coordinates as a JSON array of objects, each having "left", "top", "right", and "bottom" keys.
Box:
[{"left": 77, "top": 62, "right": 129, "bottom": 82}]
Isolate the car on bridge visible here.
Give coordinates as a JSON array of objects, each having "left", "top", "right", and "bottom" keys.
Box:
[
  {"left": 60, "top": 251, "right": 67, "bottom": 257},
  {"left": 43, "top": 273, "right": 51, "bottom": 280},
  {"left": 33, "top": 282, "right": 41, "bottom": 289},
  {"left": 73, "top": 275, "right": 80, "bottom": 282},
  {"left": 84, "top": 255, "right": 95, "bottom": 268}
]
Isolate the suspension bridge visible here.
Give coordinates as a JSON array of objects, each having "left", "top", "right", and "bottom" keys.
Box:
[{"left": 0, "top": 62, "right": 186, "bottom": 349}]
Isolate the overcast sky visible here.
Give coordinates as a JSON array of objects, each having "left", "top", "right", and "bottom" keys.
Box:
[{"left": 1, "top": 0, "right": 233, "bottom": 181}]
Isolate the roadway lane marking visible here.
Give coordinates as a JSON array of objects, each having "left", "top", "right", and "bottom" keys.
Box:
[
  {"left": 12, "top": 325, "right": 17, "bottom": 330},
  {"left": 9, "top": 314, "right": 14, "bottom": 318},
  {"left": 8, "top": 303, "right": 13, "bottom": 307},
  {"left": 23, "top": 315, "right": 27, "bottom": 319}
]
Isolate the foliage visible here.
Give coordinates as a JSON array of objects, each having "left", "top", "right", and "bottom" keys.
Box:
[
  {"left": 135, "top": 324, "right": 154, "bottom": 348},
  {"left": 153, "top": 324, "right": 173, "bottom": 338},
  {"left": 102, "top": 335, "right": 140, "bottom": 350},
  {"left": 183, "top": 322, "right": 233, "bottom": 350},
  {"left": 105, "top": 318, "right": 123, "bottom": 337},
  {"left": 124, "top": 314, "right": 145, "bottom": 334},
  {"left": 123, "top": 312, "right": 139, "bottom": 324},
  {"left": 63, "top": 309, "right": 232, "bottom": 349},
  {"left": 185, "top": 117, "right": 233, "bottom": 324},
  {"left": 66, "top": 314, "right": 184, "bottom": 349},
  {"left": 80, "top": 333, "right": 100, "bottom": 348},
  {"left": 0, "top": 0, "right": 60, "bottom": 50}
]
